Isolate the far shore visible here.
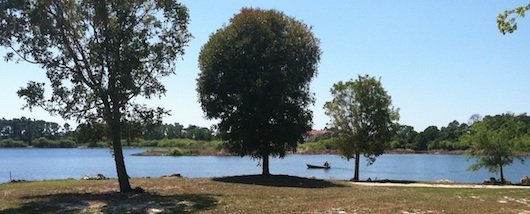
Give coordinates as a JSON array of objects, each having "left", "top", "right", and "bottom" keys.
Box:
[
  {"left": 13, "top": 146, "right": 530, "bottom": 156},
  {"left": 131, "top": 148, "right": 468, "bottom": 157}
]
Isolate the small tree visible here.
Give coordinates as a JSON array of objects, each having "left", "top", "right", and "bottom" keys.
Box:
[
  {"left": 461, "top": 114, "right": 526, "bottom": 183},
  {"left": 324, "top": 75, "right": 397, "bottom": 181},
  {"left": 197, "top": 8, "right": 321, "bottom": 175},
  {"left": 1, "top": 0, "right": 191, "bottom": 192}
]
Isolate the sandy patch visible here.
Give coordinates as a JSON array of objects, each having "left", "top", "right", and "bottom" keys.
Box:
[{"left": 351, "top": 182, "right": 530, "bottom": 189}]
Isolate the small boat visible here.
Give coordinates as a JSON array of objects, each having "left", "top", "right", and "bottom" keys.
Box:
[{"left": 306, "top": 164, "right": 330, "bottom": 169}]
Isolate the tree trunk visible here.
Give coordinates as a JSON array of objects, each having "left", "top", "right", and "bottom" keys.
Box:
[
  {"left": 500, "top": 164, "right": 505, "bottom": 184},
  {"left": 353, "top": 150, "right": 360, "bottom": 181},
  {"left": 110, "top": 117, "right": 132, "bottom": 193},
  {"left": 262, "top": 154, "right": 270, "bottom": 176}
]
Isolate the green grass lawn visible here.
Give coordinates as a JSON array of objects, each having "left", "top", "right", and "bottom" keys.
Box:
[{"left": 1, "top": 176, "right": 529, "bottom": 213}]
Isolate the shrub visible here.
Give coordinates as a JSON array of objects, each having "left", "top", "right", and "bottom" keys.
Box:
[
  {"left": 0, "top": 139, "right": 28, "bottom": 147},
  {"left": 57, "top": 139, "right": 76, "bottom": 148},
  {"left": 211, "top": 140, "right": 225, "bottom": 150},
  {"left": 168, "top": 148, "right": 184, "bottom": 156},
  {"left": 136, "top": 139, "right": 158, "bottom": 147},
  {"left": 33, "top": 137, "right": 77, "bottom": 148},
  {"left": 157, "top": 138, "right": 204, "bottom": 149},
  {"left": 33, "top": 137, "right": 52, "bottom": 148},
  {"left": 299, "top": 138, "right": 337, "bottom": 150}
]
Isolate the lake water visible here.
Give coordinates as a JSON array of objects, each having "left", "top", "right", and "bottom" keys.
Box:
[{"left": 0, "top": 148, "right": 528, "bottom": 184}]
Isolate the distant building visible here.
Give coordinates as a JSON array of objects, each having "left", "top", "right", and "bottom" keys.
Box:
[{"left": 305, "top": 130, "right": 331, "bottom": 141}]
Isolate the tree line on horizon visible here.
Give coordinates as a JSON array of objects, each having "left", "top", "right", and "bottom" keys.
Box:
[
  {"left": 4, "top": 113, "right": 529, "bottom": 153},
  {"left": 389, "top": 114, "right": 530, "bottom": 153},
  {"left": 0, "top": 117, "right": 214, "bottom": 148},
  {"left": 391, "top": 117, "right": 473, "bottom": 151}
]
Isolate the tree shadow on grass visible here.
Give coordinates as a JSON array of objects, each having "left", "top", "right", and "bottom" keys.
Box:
[
  {"left": 213, "top": 174, "right": 346, "bottom": 188},
  {"left": 0, "top": 191, "right": 218, "bottom": 214},
  {"left": 365, "top": 179, "right": 417, "bottom": 184}
]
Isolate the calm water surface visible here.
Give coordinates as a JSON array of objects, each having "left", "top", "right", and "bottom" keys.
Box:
[{"left": 0, "top": 148, "right": 528, "bottom": 183}]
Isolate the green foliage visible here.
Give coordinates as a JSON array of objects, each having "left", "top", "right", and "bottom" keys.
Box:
[
  {"left": 33, "top": 137, "right": 76, "bottom": 148},
  {"left": 197, "top": 8, "right": 321, "bottom": 174},
  {"left": 183, "top": 125, "right": 213, "bottom": 141},
  {"left": 124, "top": 138, "right": 225, "bottom": 155},
  {"left": 158, "top": 138, "right": 222, "bottom": 149},
  {"left": 299, "top": 138, "right": 337, "bottom": 151},
  {"left": 133, "top": 139, "right": 159, "bottom": 147},
  {"left": 517, "top": 134, "right": 530, "bottom": 152},
  {"left": 324, "top": 75, "right": 397, "bottom": 181},
  {"left": 389, "top": 120, "right": 471, "bottom": 151},
  {"left": 74, "top": 122, "right": 106, "bottom": 147},
  {"left": 32, "top": 137, "right": 51, "bottom": 148},
  {"left": 144, "top": 123, "right": 186, "bottom": 140},
  {"left": 324, "top": 75, "right": 397, "bottom": 161},
  {"left": 414, "top": 126, "right": 439, "bottom": 151},
  {"left": 497, "top": 4, "right": 530, "bottom": 34},
  {"left": 0, "top": 117, "right": 62, "bottom": 143},
  {"left": 0, "top": 139, "right": 28, "bottom": 147},
  {"left": 0, "top": 0, "right": 192, "bottom": 192},
  {"left": 168, "top": 148, "right": 184, "bottom": 156},
  {"left": 427, "top": 140, "right": 468, "bottom": 151},
  {"left": 461, "top": 114, "right": 527, "bottom": 183},
  {"left": 56, "top": 139, "right": 76, "bottom": 148},
  {"left": 390, "top": 124, "right": 418, "bottom": 149},
  {"left": 78, "top": 121, "right": 215, "bottom": 144},
  {"left": 1, "top": 0, "right": 191, "bottom": 123},
  {"left": 0, "top": 119, "right": 217, "bottom": 148},
  {"left": 157, "top": 138, "right": 196, "bottom": 148},
  {"left": 146, "top": 124, "right": 213, "bottom": 141},
  {"left": 161, "top": 140, "right": 224, "bottom": 156}
]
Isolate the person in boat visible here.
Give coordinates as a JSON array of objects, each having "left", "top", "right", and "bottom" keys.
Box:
[{"left": 323, "top": 161, "right": 330, "bottom": 168}]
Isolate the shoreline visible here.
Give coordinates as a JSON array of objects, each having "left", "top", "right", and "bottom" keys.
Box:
[
  {"left": 4, "top": 176, "right": 530, "bottom": 189},
  {"left": 131, "top": 148, "right": 468, "bottom": 156}
]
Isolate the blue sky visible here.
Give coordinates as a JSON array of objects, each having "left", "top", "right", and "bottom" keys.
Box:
[{"left": 1, "top": 1, "right": 529, "bottom": 131}]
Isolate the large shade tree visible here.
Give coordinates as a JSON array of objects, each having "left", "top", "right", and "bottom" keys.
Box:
[
  {"left": 324, "top": 75, "right": 397, "bottom": 181},
  {"left": 0, "top": 0, "right": 191, "bottom": 192},
  {"left": 197, "top": 8, "right": 321, "bottom": 176}
]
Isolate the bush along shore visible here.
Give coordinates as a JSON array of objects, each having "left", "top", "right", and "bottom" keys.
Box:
[
  {"left": 3, "top": 114, "right": 530, "bottom": 157},
  {"left": 1, "top": 137, "right": 480, "bottom": 156}
]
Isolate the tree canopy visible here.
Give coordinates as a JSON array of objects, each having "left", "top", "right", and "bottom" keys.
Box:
[
  {"left": 0, "top": 0, "right": 191, "bottom": 192},
  {"left": 461, "top": 114, "right": 528, "bottom": 183},
  {"left": 324, "top": 75, "right": 397, "bottom": 181},
  {"left": 197, "top": 8, "right": 321, "bottom": 175},
  {"left": 0, "top": 117, "right": 62, "bottom": 143}
]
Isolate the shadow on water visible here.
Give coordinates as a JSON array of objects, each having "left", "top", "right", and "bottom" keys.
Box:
[
  {"left": 213, "top": 174, "right": 346, "bottom": 188},
  {"left": 0, "top": 191, "right": 218, "bottom": 214}
]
